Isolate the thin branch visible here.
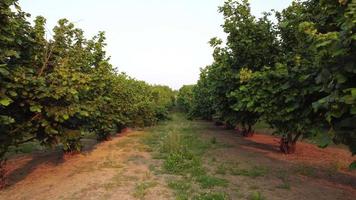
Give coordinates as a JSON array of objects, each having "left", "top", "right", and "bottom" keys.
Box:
[
  {"left": 9, "top": 113, "right": 41, "bottom": 134},
  {"left": 293, "top": 132, "right": 303, "bottom": 143},
  {"left": 38, "top": 43, "right": 54, "bottom": 77},
  {"left": 14, "top": 137, "right": 36, "bottom": 146}
]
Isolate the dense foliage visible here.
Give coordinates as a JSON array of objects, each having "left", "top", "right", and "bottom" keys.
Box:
[
  {"left": 176, "top": 85, "right": 194, "bottom": 113},
  {"left": 185, "top": 0, "right": 355, "bottom": 154},
  {"left": 0, "top": 0, "right": 175, "bottom": 164}
]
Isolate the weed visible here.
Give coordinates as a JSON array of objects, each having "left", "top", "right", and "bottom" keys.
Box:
[
  {"left": 249, "top": 191, "right": 265, "bottom": 200},
  {"left": 276, "top": 170, "right": 291, "bottom": 190},
  {"left": 276, "top": 182, "right": 291, "bottom": 190},
  {"left": 127, "top": 154, "right": 146, "bottom": 164},
  {"left": 148, "top": 164, "right": 162, "bottom": 175},
  {"left": 294, "top": 164, "right": 316, "bottom": 177},
  {"left": 160, "top": 131, "right": 184, "bottom": 154},
  {"left": 115, "top": 139, "right": 132, "bottom": 148},
  {"left": 210, "top": 137, "right": 217, "bottom": 144},
  {"left": 230, "top": 166, "right": 268, "bottom": 178},
  {"left": 100, "top": 158, "right": 122, "bottom": 169},
  {"left": 168, "top": 179, "right": 192, "bottom": 191},
  {"left": 196, "top": 175, "right": 228, "bottom": 188},
  {"left": 163, "top": 151, "right": 199, "bottom": 174},
  {"left": 215, "top": 163, "right": 228, "bottom": 175},
  {"left": 133, "top": 181, "right": 158, "bottom": 199},
  {"left": 135, "top": 143, "right": 153, "bottom": 152},
  {"left": 144, "top": 113, "right": 230, "bottom": 199},
  {"left": 193, "top": 192, "right": 229, "bottom": 200}
]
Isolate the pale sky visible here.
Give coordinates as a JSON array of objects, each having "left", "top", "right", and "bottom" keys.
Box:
[{"left": 20, "top": 0, "right": 292, "bottom": 90}]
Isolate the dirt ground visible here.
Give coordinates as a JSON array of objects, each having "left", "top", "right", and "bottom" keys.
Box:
[
  {"left": 0, "top": 130, "right": 173, "bottom": 200},
  {"left": 0, "top": 118, "right": 355, "bottom": 200},
  {"left": 199, "top": 122, "right": 356, "bottom": 200}
]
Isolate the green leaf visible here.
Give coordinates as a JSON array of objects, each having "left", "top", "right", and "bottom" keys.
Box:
[
  {"left": 316, "top": 40, "right": 332, "bottom": 48},
  {"left": 0, "top": 97, "right": 13, "bottom": 106},
  {"left": 63, "top": 114, "right": 69, "bottom": 120},
  {"left": 351, "top": 88, "right": 356, "bottom": 98},
  {"left": 30, "top": 105, "right": 42, "bottom": 113},
  {"left": 349, "top": 161, "right": 356, "bottom": 171},
  {"left": 5, "top": 50, "right": 19, "bottom": 58},
  {"left": 0, "top": 67, "right": 9, "bottom": 76},
  {"left": 335, "top": 73, "right": 347, "bottom": 84},
  {"left": 351, "top": 106, "right": 356, "bottom": 115},
  {"left": 8, "top": 91, "right": 17, "bottom": 97},
  {"left": 315, "top": 129, "right": 333, "bottom": 149},
  {"left": 79, "top": 111, "right": 89, "bottom": 117},
  {"left": 0, "top": 115, "right": 15, "bottom": 124}
]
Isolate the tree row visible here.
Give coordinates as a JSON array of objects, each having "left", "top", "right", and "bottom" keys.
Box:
[{"left": 178, "top": 0, "right": 355, "bottom": 158}]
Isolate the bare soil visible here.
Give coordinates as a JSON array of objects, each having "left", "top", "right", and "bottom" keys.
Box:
[
  {"left": 0, "top": 130, "right": 172, "bottom": 200},
  {"left": 0, "top": 119, "right": 355, "bottom": 200}
]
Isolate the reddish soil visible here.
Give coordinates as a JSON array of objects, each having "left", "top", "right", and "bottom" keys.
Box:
[
  {"left": 0, "top": 119, "right": 355, "bottom": 200},
  {"left": 245, "top": 133, "right": 354, "bottom": 172},
  {"left": 202, "top": 122, "right": 356, "bottom": 199},
  {"left": 0, "top": 130, "right": 172, "bottom": 200}
]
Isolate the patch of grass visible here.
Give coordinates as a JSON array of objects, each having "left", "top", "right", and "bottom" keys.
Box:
[
  {"left": 127, "top": 132, "right": 142, "bottom": 138},
  {"left": 163, "top": 151, "right": 201, "bottom": 174},
  {"left": 71, "top": 161, "right": 97, "bottom": 175},
  {"left": 253, "top": 121, "right": 274, "bottom": 134},
  {"left": 144, "top": 113, "right": 230, "bottom": 199},
  {"left": 168, "top": 179, "right": 192, "bottom": 191},
  {"left": 249, "top": 185, "right": 260, "bottom": 190},
  {"left": 294, "top": 164, "right": 316, "bottom": 177},
  {"left": 249, "top": 191, "right": 266, "bottom": 200},
  {"left": 127, "top": 154, "right": 146, "bottom": 164},
  {"left": 193, "top": 192, "right": 229, "bottom": 200},
  {"left": 7, "top": 141, "right": 44, "bottom": 156},
  {"left": 276, "top": 170, "right": 291, "bottom": 190},
  {"left": 102, "top": 171, "right": 135, "bottom": 190},
  {"left": 136, "top": 145, "right": 153, "bottom": 152},
  {"left": 160, "top": 131, "right": 185, "bottom": 154},
  {"left": 234, "top": 188, "right": 245, "bottom": 199},
  {"left": 133, "top": 181, "right": 158, "bottom": 199},
  {"left": 148, "top": 164, "right": 162, "bottom": 175},
  {"left": 102, "top": 182, "right": 118, "bottom": 191},
  {"left": 167, "top": 179, "right": 192, "bottom": 199},
  {"left": 141, "top": 131, "right": 161, "bottom": 148},
  {"left": 183, "top": 135, "right": 211, "bottom": 156},
  {"left": 115, "top": 138, "right": 133, "bottom": 148},
  {"left": 210, "top": 137, "right": 217, "bottom": 144},
  {"left": 215, "top": 142, "right": 235, "bottom": 148},
  {"left": 196, "top": 175, "right": 228, "bottom": 189},
  {"left": 215, "top": 163, "right": 228, "bottom": 175},
  {"left": 100, "top": 158, "right": 123, "bottom": 169},
  {"left": 113, "top": 173, "right": 137, "bottom": 184},
  {"left": 151, "top": 152, "right": 166, "bottom": 159},
  {"left": 230, "top": 166, "right": 269, "bottom": 178},
  {"left": 276, "top": 182, "right": 291, "bottom": 190}
]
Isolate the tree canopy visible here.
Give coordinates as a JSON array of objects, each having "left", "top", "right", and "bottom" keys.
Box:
[{"left": 181, "top": 0, "right": 355, "bottom": 155}]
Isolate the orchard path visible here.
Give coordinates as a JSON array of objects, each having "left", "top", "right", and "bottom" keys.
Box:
[{"left": 0, "top": 113, "right": 355, "bottom": 200}]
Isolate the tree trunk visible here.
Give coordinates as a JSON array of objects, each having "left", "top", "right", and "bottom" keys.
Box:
[
  {"left": 241, "top": 124, "right": 254, "bottom": 137},
  {"left": 0, "top": 160, "right": 6, "bottom": 189},
  {"left": 280, "top": 132, "right": 301, "bottom": 154},
  {"left": 224, "top": 122, "right": 235, "bottom": 130},
  {"left": 214, "top": 121, "right": 223, "bottom": 126}
]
